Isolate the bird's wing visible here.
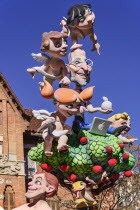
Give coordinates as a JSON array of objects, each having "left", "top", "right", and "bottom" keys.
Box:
[
  {"left": 32, "top": 110, "right": 54, "bottom": 120},
  {"left": 31, "top": 53, "right": 49, "bottom": 63}
]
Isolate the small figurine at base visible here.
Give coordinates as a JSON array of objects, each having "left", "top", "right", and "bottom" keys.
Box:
[
  {"left": 72, "top": 181, "right": 97, "bottom": 209},
  {"left": 12, "top": 172, "right": 58, "bottom": 210}
]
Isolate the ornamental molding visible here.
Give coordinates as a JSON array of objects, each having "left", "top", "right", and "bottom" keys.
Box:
[
  {"left": 0, "top": 194, "right": 4, "bottom": 200},
  {"left": 0, "top": 155, "right": 21, "bottom": 175}
]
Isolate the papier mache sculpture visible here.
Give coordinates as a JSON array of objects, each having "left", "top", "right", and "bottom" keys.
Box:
[
  {"left": 72, "top": 181, "right": 97, "bottom": 208},
  {"left": 60, "top": 4, "right": 100, "bottom": 54},
  {"left": 108, "top": 112, "right": 138, "bottom": 143},
  {"left": 33, "top": 81, "right": 94, "bottom": 156},
  {"left": 67, "top": 48, "right": 112, "bottom": 114},
  {"left": 13, "top": 172, "right": 58, "bottom": 210},
  {"left": 27, "top": 31, "right": 70, "bottom": 89},
  {"left": 67, "top": 48, "right": 113, "bottom": 133},
  {"left": 27, "top": 3, "right": 137, "bottom": 209},
  {"left": 67, "top": 48, "right": 93, "bottom": 90}
]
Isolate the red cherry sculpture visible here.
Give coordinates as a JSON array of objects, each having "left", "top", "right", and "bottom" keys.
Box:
[
  {"left": 122, "top": 153, "right": 129, "bottom": 160},
  {"left": 60, "top": 164, "right": 70, "bottom": 172},
  {"left": 92, "top": 165, "right": 103, "bottom": 173},
  {"left": 79, "top": 137, "right": 88, "bottom": 144},
  {"left": 118, "top": 143, "right": 124, "bottom": 149},
  {"left": 124, "top": 171, "right": 132, "bottom": 177},
  {"left": 41, "top": 163, "right": 53, "bottom": 172},
  {"left": 106, "top": 146, "right": 113, "bottom": 154},
  {"left": 112, "top": 173, "right": 120, "bottom": 179},
  {"left": 108, "top": 159, "right": 118, "bottom": 166},
  {"left": 67, "top": 174, "right": 77, "bottom": 181}
]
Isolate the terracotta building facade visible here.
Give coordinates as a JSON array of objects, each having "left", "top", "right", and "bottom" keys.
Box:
[{"left": 0, "top": 73, "right": 31, "bottom": 209}]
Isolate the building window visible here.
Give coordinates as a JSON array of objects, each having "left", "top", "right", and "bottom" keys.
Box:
[
  {"left": 3, "top": 185, "right": 15, "bottom": 210},
  {"left": 25, "top": 155, "right": 37, "bottom": 176},
  {"left": 24, "top": 146, "right": 37, "bottom": 177}
]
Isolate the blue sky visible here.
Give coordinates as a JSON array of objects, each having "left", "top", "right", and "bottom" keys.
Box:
[{"left": 0, "top": 0, "right": 140, "bottom": 143}]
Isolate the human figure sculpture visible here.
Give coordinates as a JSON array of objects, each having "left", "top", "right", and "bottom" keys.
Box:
[
  {"left": 75, "top": 112, "right": 135, "bottom": 138},
  {"left": 67, "top": 48, "right": 112, "bottom": 114},
  {"left": 60, "top": 4, "right": 100, "bottom": 54},
  {"left": 12, "top": 172, "right": 58, "bottom": 210},
  {"left": 27, "top": 31, "right": 70, "bottom": 88},
  {"left": 67, "top": 48, "right": 112, "bottom": 133},
  {"left": 108, "top": 112, "right": 138, "bottom": 143},
  {"left": 67, "top": 48, "right": 93, "bottom": 90},
  {"left": 33, "top": 81, "right": 94, "bottom": 156}
]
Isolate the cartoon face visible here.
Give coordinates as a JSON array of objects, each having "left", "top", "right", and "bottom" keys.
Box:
[
  {"left": 48, "top": 37, "right": 68, "bottom": 57},
  {"left": 72, "top": 181, "right": 86, "bottom": 192},
  {"left": 75, "top": 8, "right": 95, "bottom": 30},
  {"left": 112, "top": 119, "right": 131, "bottom": 134},
  {"left": 56, "top": 101, "right": 82, "bottom": 117},
  {"left": 68, "top": 49, "right": 93, "bottom": 86},
  {"left": 25, "top": 173, "right": 49, "bottom": 199}
]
